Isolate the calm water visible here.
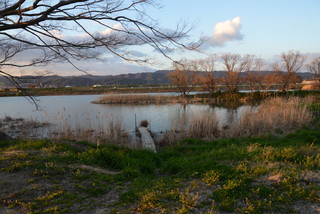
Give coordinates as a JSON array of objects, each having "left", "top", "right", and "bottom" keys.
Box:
[{"left": 0, "top": 94, "right": 255, "bottom": 134}]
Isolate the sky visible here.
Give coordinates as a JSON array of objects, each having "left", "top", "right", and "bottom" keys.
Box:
[{"left": 19, "top": 0, "right": 320, "bottom": 76}]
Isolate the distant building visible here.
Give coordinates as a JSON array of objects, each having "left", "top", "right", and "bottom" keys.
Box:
[
  {"left": 301, "top": 80, "right": 319, "bottom": 85},
  {"left": 301, "top": 80, "right": 320, "bottom": 90}
]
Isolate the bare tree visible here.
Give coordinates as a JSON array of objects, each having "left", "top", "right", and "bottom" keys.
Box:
[
  {"left": 168, "top": 60, "right": 198, "bottom": 96},
  {"left": 306, "top": 57, "right": 320, "bottom": 81},
  {"left": 197, "top": 54, "right": 218, "bottom": 95},
  {"left": 0, "top": 0, "right": 199, "bottom": 87},
  {"left": 278, "top": 50, "right": 305, "bottom": 91},
  {"left": 259, "top": 62, "right": 282, "bottom": 96},
  {"left": 242, "top": 54, "right": 264, "bottom": 94},
  {"left": 220, "top": 53, "right": 246, "bottom": 93}
]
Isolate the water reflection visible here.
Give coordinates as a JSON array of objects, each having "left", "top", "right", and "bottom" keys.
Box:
[{"left": 0, "top": 94, "right": 256, "bottom": 139}]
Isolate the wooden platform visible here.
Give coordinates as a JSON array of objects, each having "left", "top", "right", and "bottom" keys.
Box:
[{"left": 136, "top": 126, "right": 157, "bottom": 152}]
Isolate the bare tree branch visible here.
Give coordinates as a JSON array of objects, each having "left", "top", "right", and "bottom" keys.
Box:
[
  {"left": 220, "top": 53, "right": 246, "bottom": 93},
  {"left": 279, "top": 50, "right": 305, "bottom": 91},
  {"left": 0, "top": 0, "right": 200, "bottom": 97},
  {"left": 306, "top": 56, "right": 320, "bottom": 81}
]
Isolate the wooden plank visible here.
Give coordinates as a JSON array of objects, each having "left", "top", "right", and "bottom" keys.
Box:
[{"left": 137, "top": 126, "right": 157, "bottom": 152}]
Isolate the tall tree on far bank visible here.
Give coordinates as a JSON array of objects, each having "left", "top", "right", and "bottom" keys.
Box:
[
  {"left": 306, "top": 57, "right": 320, "bottom": 81},
  {"left": 168, "top": 60, "right": 198, "bottom": 96},
  {"left": 220, "top": 53, "right": 246, "bottom": 93},
  {"left": 278, "top": 50, "right": 305, "bottom": 91},
  {"left": 197, "top": 54, "right": 218, "bottom": 95},
  {"left": 242, "top": 54, "right": 264, "bottom": 94}
]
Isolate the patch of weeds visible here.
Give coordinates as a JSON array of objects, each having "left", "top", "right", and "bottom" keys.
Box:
[
  {"left": 133, "top": 179, "right": 200, "bottom": 213},
  {"left": 217, "top": 197, "right": 237, "bottom": 212},
  {"left": 202, "top": 170, "right": 220, "bottom": 186},
  {"left": 236, "top": 198, "right": 257, "bottom": 214},
  {"left": 119, "top": 177, "right": 156, "bottom": 203},
  {"left": 77, "top": 146, "right": 158, "bottom": 175},
  {"left": 75, "top": 179, "right": 112, "bottom": 196},
  {"left": 177, "top": 186, "right": 199, "bottom": 213},
  {"left": 6, "top": 160, "right": 32, "bottom": 172},
  {"left": 211, "top": 178, "right": 253, "bottom": 212},
  {"left": 302, "top": 154, "right": 320, "bottom": 170},
  {"left": 27, "top": 190, "right": 75, "bottom": 213},
  {"left": 32, "top": 168, "right": 49, "bottom": 178}
]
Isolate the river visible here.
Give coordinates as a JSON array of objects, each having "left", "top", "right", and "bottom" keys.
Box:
[{"left": 0, "top": 94, "right": 255, "bottom": 140}]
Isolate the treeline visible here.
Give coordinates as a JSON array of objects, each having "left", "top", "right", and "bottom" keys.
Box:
[{"left": 168, "top": 51, "right": 320, "bottom": 96}]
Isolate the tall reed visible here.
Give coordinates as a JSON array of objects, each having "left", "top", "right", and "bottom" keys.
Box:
[
  {"left": 47, "top": 113, "right": 130, "bottom": 146},
  {"left": 159, "top": 96, "right": 314, "bottom": 145},
  {"left": 159, "top": 111, "right": 220, "bottom": 146},
  {"left": 228, "top": 96, "right": 313, "bottom": 137}
]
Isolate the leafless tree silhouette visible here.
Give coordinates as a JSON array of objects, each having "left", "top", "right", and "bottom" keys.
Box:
[
  {"left": 242, "top": 54, "right": 264, "bottom": 94},
  {"left": 0, "top": 0, "right": 199, "bottom": 89},
  {"left": 168, "top": 59, "right": 199, "bottom": 96},
  {"left": 278, "top": 50, "right": 305, "bottom": 91},
  {"left": 197, "top": 54, "right": 218, "bottom": 95},
  {"left": 307, "top": 56, "right": 320, "bottom": 81},
  {"left": 220, "top": 53, "right": 246, "bottom": 94}
]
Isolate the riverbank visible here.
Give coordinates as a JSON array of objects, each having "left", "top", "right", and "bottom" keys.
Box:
[
  {"left": 92, "top": 90, "right": 320, "bottom": 106},
  {"left": 1, "top": 125, "right": 319, "bottom": 213}
]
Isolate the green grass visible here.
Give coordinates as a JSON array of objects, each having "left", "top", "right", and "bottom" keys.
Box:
[{"left": 0, "top": 124, "right": 320, "bottom": 213}]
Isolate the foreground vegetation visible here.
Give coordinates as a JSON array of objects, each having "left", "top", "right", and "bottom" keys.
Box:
[
  {"left": 1, "top": 94, "right": 319, "bottom": 213},
  {"left": 1, "top": 126, "right": 319, "bottom": 213}
]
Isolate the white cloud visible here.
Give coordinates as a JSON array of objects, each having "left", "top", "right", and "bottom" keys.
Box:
[
  {"left": 101, "top": 23, "right": 124, "bottom": 35},
  {"left": 202, "top": 16, "right": 244, "bottom": 49}
]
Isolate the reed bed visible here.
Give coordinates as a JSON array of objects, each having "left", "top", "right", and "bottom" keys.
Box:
[
  {"left": 159, "top": 96, "right": 314, "bottom": 145},
  {"left": 92, "top": 94, "right": 187, "bottom": 104},
  {"left": 0, "top": 113, "right": 131, "bottom": 147},
  {"left": 159, "top": 111, "right": 220, "bottom": 146},
  {"left": 46, "top": 113, "right": 131, "bottom": 146},
  {"left": 228, "top": 96, "right": 313, "bottom": 137}
]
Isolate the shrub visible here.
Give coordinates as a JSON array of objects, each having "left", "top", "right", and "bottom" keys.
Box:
[{"left": 140, "top": 120, "right": 149, "bottom": 127}]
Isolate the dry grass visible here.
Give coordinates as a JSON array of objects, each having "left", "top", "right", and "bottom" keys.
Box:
[
  {"left": 92, "top": 94, "right": 187, "bottom": 104},
  {"left": 159, "top": 96, "right": 314, "bottom": 145},
  {"left": 47, "top": 114, "right": 130, "bottom": 146},
  {"left": 1, "top": 114, "right": 130, "bottom": 146},
  {"left": 188, "top": 113, "right": 220, "bottom": 139},
  {"left": 159, "top": 112, "right": 220, "bottom": 146},
  {"left": 228, "top": 96, "right": 313, "bottom": 137}
]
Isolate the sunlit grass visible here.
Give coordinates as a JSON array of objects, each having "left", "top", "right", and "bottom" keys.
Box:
[{"left": 0, "top": 125, "right": 319, "bottom": 213}]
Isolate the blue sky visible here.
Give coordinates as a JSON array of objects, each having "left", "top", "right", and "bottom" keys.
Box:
[
  {"left": 35, "top": 0, "right": 320, "bottom": 75},
  {"left": 155, "top": 0, "right": 320, "bottom": 56}
]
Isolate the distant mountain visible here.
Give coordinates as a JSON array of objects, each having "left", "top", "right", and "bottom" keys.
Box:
[{"left": 0, "top": 70, "right": 315, "bottom": 88}]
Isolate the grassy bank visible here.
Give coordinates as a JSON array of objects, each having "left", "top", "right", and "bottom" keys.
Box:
[
  {"left": 92, "top": 90, "right": 320, "bottom": 105},
  {"left": 1, "top": 125, "right": 319, "bottom": 213}
]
